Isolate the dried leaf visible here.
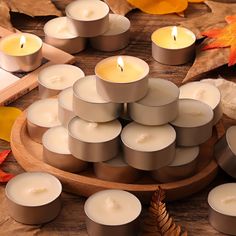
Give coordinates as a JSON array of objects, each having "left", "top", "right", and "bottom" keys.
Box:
[
  {"left": 0, "top": 169, "right": 14, "bottom": 182},
  {"left": 0, "top": 150, "right": 11, "bottom": 165},
  {"left": 0, "top": 0, "right": 12, "bottom": 30},
  {"left": 104, "top": 0, "right": 135, "bottom": 15}
]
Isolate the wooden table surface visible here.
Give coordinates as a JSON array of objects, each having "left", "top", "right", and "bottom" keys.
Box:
[{"left": 1, "top": 1, "right": 236, "bottom": 235}]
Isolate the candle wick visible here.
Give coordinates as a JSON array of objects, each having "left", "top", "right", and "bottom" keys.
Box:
[
  {"left": 174, "top": 35, "right": 176, "bottom": 41},
  {"left": 118, "top": 64, "right": 124, "bottom": 72},
  {"left": 20, "top": 44, "right": 24, "bottom": 49}
]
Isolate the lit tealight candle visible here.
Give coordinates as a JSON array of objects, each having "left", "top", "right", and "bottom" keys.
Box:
[
  {"left": 208, "top": 183, "right": 236, "bottom": 235},
  {"left": 90, "top": 14, "right": 130, "bottom": 52},
  {"left": 151, "top": 26, "right": 196, "bottom": 65},
  {"left": 27, "top": 98, "right": 61, "bottom": 143},
  {"left": 179, "top": 81, "right": 222, "bottom": 125},
  {"left": 128, "top": 78, "right": 179, "bottom": 125},
  {"left": 65, "top": 0, "right": 109, "bottom": 37},
  {"left": 151, "top": 146, "right": 199, "bottom": 183},
  {"left": 58, "top": 87, "right": 75, "bottom": 127},
  {"left": 68, "top": 117, "right": 122, "bottom": 162},
  {"left": 5, "top": 172, "right": 62, "bottom": 224},
  {"left": 170, "top": 99, "right": 213, "bottom": 146},
  {"left": 38, "top": 64, "right": 84, "bottom": 98},
  {"left": 85, "top": 190, "right": 141, "bottom": 236},
  {"left": 121, "top": 122, "right": 176, "bottom": 170},
  {"left": 95, "top": 55, "right": 149, "bottom": 102},
  {"left": 0, "top": 33, "right": 43, "bottom": 72},
  {"left": 42, "top": 126, "right": 88, "bottom": 173},
  {"left": 44, "top": 16, "right": 86, "bottom": 54},
  {"left": 73, "top": 75, "right": 122, "bottom": 122}
]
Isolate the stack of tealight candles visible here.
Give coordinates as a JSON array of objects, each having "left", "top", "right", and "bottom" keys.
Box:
[{"left": 43, "top": 0, "right": 130, "bottom": 53}]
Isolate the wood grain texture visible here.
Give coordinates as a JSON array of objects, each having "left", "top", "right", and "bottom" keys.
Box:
[{"left": 1, "top": 1, "right": 236, "bottom": 235}]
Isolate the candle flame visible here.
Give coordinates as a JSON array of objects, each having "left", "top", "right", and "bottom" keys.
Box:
[
  {"left": 172, "top": 26, "right": 178, "bottom": 41},
  {"left": 117, "top": 56, "right": 124, "bottom": 72},
  {"left": 20, "top": 36, "right": 26, "bottom": 48}
]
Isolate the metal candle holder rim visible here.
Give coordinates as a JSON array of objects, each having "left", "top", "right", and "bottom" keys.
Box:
[{"left": 58, "top": 87, "right": 73, "bottom": 110}]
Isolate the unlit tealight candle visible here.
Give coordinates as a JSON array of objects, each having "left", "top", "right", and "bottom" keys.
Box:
[{"left": 85, "top": 190, "right": 141, "bottom": 236}]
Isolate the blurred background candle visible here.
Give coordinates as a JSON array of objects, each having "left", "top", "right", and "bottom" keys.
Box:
[
  {"left": 152, "top": 26, "right": 196, "bottom": 65},
  {"left": 0, "top": 33, "right": 42, "bottom": 72},
  {"left": 95, "top": 55, "right": 149, "bottom": 102}
]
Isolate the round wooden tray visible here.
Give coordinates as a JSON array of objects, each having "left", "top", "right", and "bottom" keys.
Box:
[{"left": 11, "top": 112, "right": 222, "bottom": 203}]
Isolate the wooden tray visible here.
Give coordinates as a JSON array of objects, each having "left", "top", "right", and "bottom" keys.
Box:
[{"left": 10, "top": 112, "right": 222, "bottom": 203}]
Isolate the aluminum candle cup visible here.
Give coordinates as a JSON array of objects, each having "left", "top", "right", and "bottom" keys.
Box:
[
  {"left": 65, "top": 0, "right": 109, "bottom": 37},
  {"left": 44, "top": 16, "right": 86, "bottom": 54},
  {"left": 5, "top": 172, "right": 62, "bottom": 225},
  {"left": 73, "top": 75, "right": 122, "bottom": 122},
  {"left": 151, "top": 146, "right": 199, "bottom": 183},
  {"left": 179, "top": 81, "right": 222, "bottom": 125},
  {"left": 170, "top": 99, "right": 214, "bottom": 146},
  {"left": 90, "top": 14, "right": 130, "bottom": 52},
  {"left": 58, "top": 87, "right": 75, "bottom": 127},
  {"left": 27, "top": 98, "right": 61, "bottom": 143},
  {"left": 38, "top": 64, "right": 84, "bottom": 99},
  {"left": 208, "top": 183, "right": 236, "bottom": 235},
  {"left": 68, "top": 117, "right": 122, "bottom": 162},
  {"left": 94, "top": 153, "right": 141, "bottom": 183},
  {"left": 95, "top": 55, "right": 149, "bottom": 103},
  {"left": 85, "top": 190, "right": 142, "bottom": 236},
  {"left": 0, "top": 33, "right": 42, "bottom": 72},
  {"left": 128, "top": 78, "right": 179, "bottom": 125},
  {"left": 214, "top": 126, "right": 236, "bottom": 178},
  {"left": 121, "top": 122, "right": 176, "bottom": 171},
  {"left": 151, "top": 26, "right": 196, "bottom": 65},
  {"left": 42, "top": 126, "right": 88, "bottom": 173}
]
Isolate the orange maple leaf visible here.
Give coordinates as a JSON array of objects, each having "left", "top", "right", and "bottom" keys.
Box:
[{"left": 202, "top": 15, "right": 236, "bottom": 66}]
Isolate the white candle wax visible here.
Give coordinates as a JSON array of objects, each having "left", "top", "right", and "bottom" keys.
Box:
[
  {"left": 42, "top": 126, "right": 70, "bottom": 154},
  {"left": 59, "top": 87, "right": 73, "bottom": 112},
  {"left": 27, "top": 98, "right": 60, "bottom": 127},
  {"left": 69, "top": 117, "right": 122, "bottom": 143},
  {"left": 208, "top": 183, "right": 236, "bottom": 216},
  {"left": 38, "top": 64, "right": 84, "bottom": 90},
  {"left": 121, "top": 122, "right": 176, "bottom": 152},
  {"left": 74, "top": 75, "right": 106, "bottom": 103},
  {"left": 171, "top": 99, "right": 213, "bottom": 127},
  {"left": 6, "top": 172, "right": 62, "bottom": 206},
  {"left": 138, "top": 78, "right": 179, "bottom": 106},
  {"left": 179, "top": 82, "right": 221, "bottom": 111},
  {"left": 85, "top": 190, "right": 141, "bottom": 225},
  {"left": 226, "top": 126, "right": 236, "bottom": 154},
  {"left": 103, "top": 14, "right": 130, "bottom": 36},
  {"left": 44, "top": 17, "right": 78, "bottom": 39},
  {"left": 169, "top": 146, "right": 199, "bottom": 166},
  {"left": 66, "top": 0, "right": 109, "bottom": 21}
]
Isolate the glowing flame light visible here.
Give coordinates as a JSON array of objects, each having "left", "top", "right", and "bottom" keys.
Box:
[
  {"left": 117, "top": 56, "right": 124, "bottom": 72},
  {"left": 20, "top": 36, "right": 26, "bottom": 48},
  {"left": 171, "top": 26, "right": 178, "bottom": 41}
]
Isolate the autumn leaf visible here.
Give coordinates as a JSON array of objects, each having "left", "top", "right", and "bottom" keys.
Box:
[
  {"left": 0, "top": 149, "right": 14, "bottom": 183},
  {"left": 202, "top": 17, "right": 236, "bottom": 66}
]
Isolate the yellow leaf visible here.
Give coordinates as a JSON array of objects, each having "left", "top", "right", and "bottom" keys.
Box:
[
  {"left": 126, "top": 0, "right": 188, "bottom": 14},
  {"left": 0, "top": 107, "right": 21, "bottom": 142}
]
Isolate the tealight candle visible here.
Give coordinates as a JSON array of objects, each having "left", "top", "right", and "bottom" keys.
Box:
[
  {"left": 128, "top": 78, "right": 179, "bottom": 125},
  {"left": 5, "top": 172, "right": 62, "bottom": 224},
  {"left": 58, "top": 87, "right": 75, "bottom": 127},
  {"left": 214, "top": 126, "right": 236, "bottom": 178},
  {"left": 65, "top": 0, "right": 109, "bottom": 37},
  {"left": 44, "top": 16, "right": 86, "bottom": 54},
  {"left": 38, "top": 64, "right": 85, "bottom": 99},
  {"left": 42, "top": 126, "right": 88, "bottom": 173},
  {"left": 90, "top": 14, "right": 130, "bottom": 52},
  {"left": 27, "top": 98, "right": 61, "bottom": 143},
  {"left": 151, "top": 26, "right": 196, "bottom": 65},
  {"left": 208, "top": 183, "right": 236, "bottom": 235},
  {"left": 170, "top": 99, "right": 213, "bottom": 146},
  {"left": 94, "top": 153, "right": 141, "bottom": 183},
  {"left": 95, "top": 55, "right": 149, "bottom": 102},
  {"left": 0, "top": 33, "right": 42, "bottom": 72},
  {"left": 151, "top": 146, "right": 199, "bottom": 183},
  {"left": 179, "top": 81, "right": 222, "bottom": 125},
  {"left": 73, "top": 75, "right": 122, "bottom": 122},
  {"left": 68, "top": 117, "right": 122, "bottom": 162},
  {"left": 121, "top": 122, "right": 176, "bottom": 170},
  {"left": 85, "top": 190, "right": 141, "bottom": 236}
]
